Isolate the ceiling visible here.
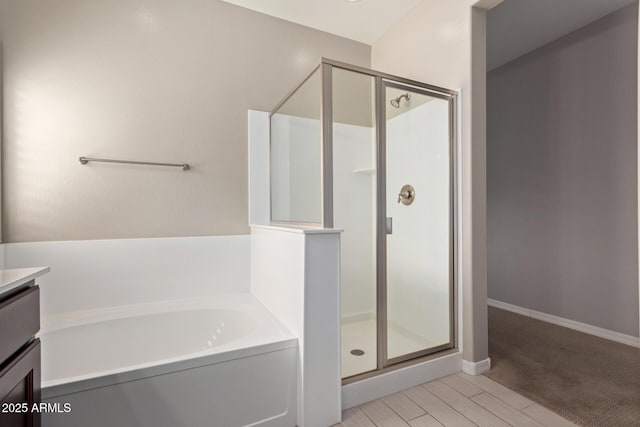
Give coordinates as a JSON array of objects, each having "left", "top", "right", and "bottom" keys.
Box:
[
  {"left": 221, "top": 0, "right": 422, "bottom": 45},
  {"left": 222, "top": 0, "right": 637, "bottom": 69},
  {"left": 488, "top": 0, "right": 638, "bottom": 71}
]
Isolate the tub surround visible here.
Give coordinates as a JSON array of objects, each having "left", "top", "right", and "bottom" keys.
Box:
[{"left": 3, "top": 235, "right": 250, "bottom": 318}]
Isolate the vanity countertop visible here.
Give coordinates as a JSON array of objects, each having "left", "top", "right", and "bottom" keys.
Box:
[{"left": 0, "top": 267, "right": 50, "bottom": 296}]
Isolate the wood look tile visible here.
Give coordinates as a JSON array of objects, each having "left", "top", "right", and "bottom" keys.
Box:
[
  {"left": 407, "top": 413, "right": 444, "bottom": 427},
  {"left": 456, "top": 372, "right": 534, "bottom": 410},
  {"left": 404, "top": 385, "right": 476, "bottom": 427},
  {"left": 343, "top": 374, "right": 575, "bottom": 427},
  {"left": 439, "top": 373, "right": 483, "bottom": 397},
  {"left": 383, "top": 392, "right": 426, "bottom": 421},
  {"left": 360, "top": 399, "right": 410, "bottom": 427},
  {"left": 341, "top": 407, "right": 377, "bottom": 427},
  {"left": 472, "top": 393, "right": 543, "bottom": 427},
  {"left": 424, "top": 381, "right": 510, "bottom": 427}
]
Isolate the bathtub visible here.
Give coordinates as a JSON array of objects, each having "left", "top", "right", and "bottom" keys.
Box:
[{"left": 39, "top": 293, "right": 298, "bottom": 427}]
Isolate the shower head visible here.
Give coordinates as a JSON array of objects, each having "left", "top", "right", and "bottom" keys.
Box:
[{"left": 390, "top": 93, "right": 411, "bottom": 108}]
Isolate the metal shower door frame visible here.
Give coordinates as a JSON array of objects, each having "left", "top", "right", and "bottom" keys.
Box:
[
  {"left": 324, "top": 59, "right": 458, "bottom": 381},
  {"left": 377, "top": 79, "right": 457, "bottom": 369}
]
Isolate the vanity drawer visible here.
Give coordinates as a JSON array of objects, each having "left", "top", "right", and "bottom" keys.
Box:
[
  {"left": 0, "top": 339, "right": 41, "bottom": 427},
  {"left": 0, "top": 286, "right": 40, "bottom": 364}
]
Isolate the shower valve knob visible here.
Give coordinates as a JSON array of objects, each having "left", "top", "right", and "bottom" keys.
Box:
[{"left": 398, "top": 185, "right": 415, "bottom": 205}]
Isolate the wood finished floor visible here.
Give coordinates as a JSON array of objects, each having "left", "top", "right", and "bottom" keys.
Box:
[{"left": 334, "top": 372, "right": 577, "bottom": 427}]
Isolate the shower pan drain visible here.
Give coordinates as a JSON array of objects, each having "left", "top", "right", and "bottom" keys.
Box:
[{"left": 350, "top": 349, "right": 365, "bottom": 356}]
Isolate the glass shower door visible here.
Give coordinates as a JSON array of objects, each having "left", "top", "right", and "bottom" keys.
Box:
[{"left": 382, "top": 81, "right": 454, "bottom": 365}]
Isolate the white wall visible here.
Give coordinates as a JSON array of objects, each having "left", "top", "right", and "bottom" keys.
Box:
[
  {"left": 386, "top": 99, "right": 451, "bottom": 346},
  {"left": 0, "top": 0, "right": 370, "bottom": 242},
  {"left": 4, "top": 236, "right": 250, "bottom": 318},
  {"left": 373, "top": 0, "right": 494, "bottom": 364}
]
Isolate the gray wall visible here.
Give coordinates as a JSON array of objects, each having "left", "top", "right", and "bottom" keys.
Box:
[
  {"left": 487, "top": 3, "right": 639, "bottom": 337},
  {"left": 0, "top": 0, "right": 370, "bottom": 242}
]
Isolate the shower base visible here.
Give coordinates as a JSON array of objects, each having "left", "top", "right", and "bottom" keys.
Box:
[{"left": 341, "top": 314, "right": 439, "bottom": 378}]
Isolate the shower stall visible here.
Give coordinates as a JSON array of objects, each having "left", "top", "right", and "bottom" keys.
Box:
[{"left": 270, "top": 59, "right": 457, "bottom": 382}]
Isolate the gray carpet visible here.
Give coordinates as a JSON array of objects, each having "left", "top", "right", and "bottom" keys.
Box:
[{"left": 486, "top": 307, "right": 640, "bottom": 426}]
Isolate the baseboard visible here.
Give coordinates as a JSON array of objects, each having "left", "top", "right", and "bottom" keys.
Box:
[
  {"left": 462, "top": 358, "right": 491, "bottom": 375},
  {"left": 488, "top": 299, "right": 640, "bottom": 349}
]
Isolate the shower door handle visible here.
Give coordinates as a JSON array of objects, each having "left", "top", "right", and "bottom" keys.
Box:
[{"left": 386, "top": 217, "right": 393, "bottom": 235}]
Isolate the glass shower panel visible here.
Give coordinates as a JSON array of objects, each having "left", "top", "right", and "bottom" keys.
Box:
[
  {"left": 332, "top": 68, "right": 377, "bottom": 378},
  {"left": 384, "top": 83, "right": 452, "bottom": 362},
  {"left": 270, "top": 69, "right": 322, "bottom": 224}
]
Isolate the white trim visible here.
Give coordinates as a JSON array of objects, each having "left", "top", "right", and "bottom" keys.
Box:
[
  {"left": 462, "top": 358, "right": 491, "bottom": 375},
  {"left": 488, "top": 299, "right": 640, "bottom": 348}
]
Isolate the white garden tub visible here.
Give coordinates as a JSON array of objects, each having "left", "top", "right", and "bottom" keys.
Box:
[{"left": 39, "top": 293, "right": 298, "bottom": 427}]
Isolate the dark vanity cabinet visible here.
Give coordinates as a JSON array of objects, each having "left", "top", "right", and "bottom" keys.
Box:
[{"left": 0, "top": 282, "right": 41, "bottom": 427}]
